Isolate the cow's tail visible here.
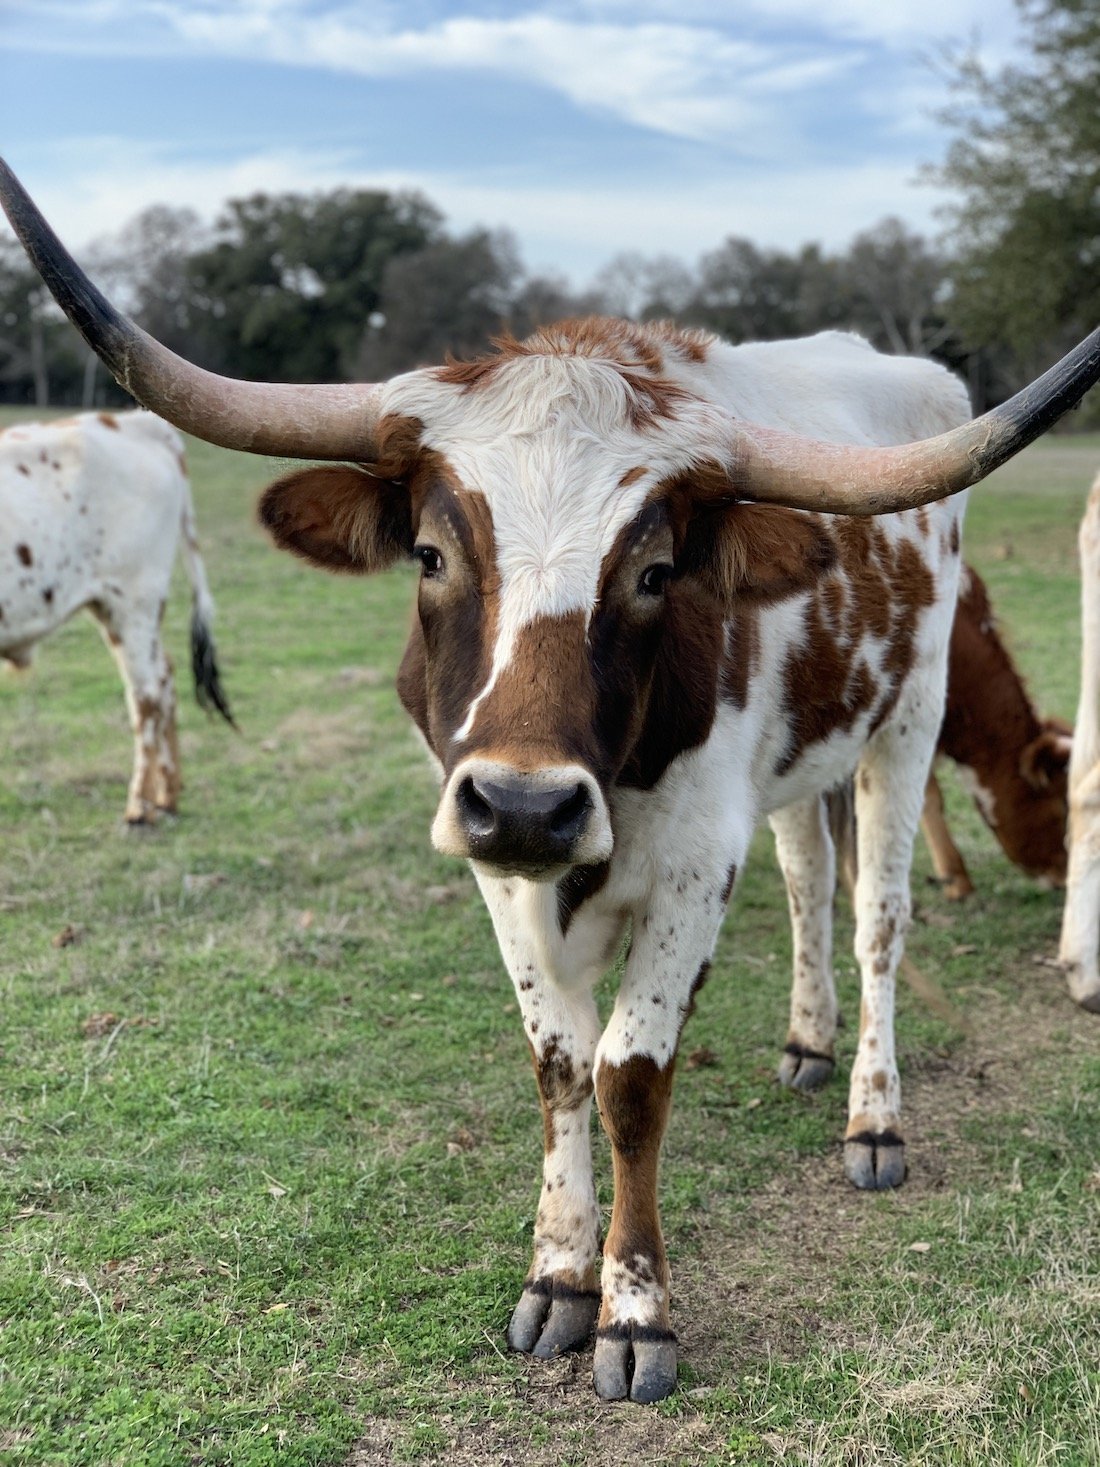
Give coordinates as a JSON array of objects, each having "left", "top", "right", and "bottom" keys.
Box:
[
  {"left": 824, "top": 780, "right": 970, "bottom": 1034},
  {"left": 179, "top": 470, "right": 237, "bottom": 729}
]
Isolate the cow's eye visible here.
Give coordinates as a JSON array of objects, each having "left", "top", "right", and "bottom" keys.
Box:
[
  {"left": 415, "top": 545, "right": 444, "bottom": 578},
  {"left": 638, "top": 563, "right": 673, "bottom": 597}
]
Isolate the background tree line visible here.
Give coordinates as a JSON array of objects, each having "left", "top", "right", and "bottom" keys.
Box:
[{"left": 2, "top": 0, "right": 1095, "bottom": 419}]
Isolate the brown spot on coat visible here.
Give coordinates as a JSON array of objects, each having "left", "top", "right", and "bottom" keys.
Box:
[{"left": 16, "top": 543, "right": 32, "bottom": 567}]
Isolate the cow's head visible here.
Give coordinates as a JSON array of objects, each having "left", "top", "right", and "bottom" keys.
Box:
[
  {"left": 3, "top": 159, "right": 1099, "bottom": 875},
  {"left": 1007, "top": 718, "right": 1073, "bottom": 886},
  {"left": 256, "top": 328, "right": 835, "bottom": 876}
]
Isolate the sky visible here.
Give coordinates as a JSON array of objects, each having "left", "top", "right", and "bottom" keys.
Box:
[{"left": 0, "top": 0, "right": 1023, "bottom": 287}]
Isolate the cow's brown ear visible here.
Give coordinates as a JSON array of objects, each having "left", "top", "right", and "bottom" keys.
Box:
[
  {"left": 258, "top": 465, "right": 412, "bottom": 574},
  {"left": 1020, "top": 726, "right": 1072, "bottom": 790},
  {"left": 685, "top": 503, "right": 836, "bottom": 603}
]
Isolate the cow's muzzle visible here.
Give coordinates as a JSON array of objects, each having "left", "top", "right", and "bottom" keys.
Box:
[{"left": 432, "top": 758, "right": 613, "bottom": 876}]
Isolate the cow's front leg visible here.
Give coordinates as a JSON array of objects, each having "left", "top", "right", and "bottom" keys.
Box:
[
  {"left": 592, "top": 872, "right": 730, "bottom": 1404},
  {"left": 476, "top": 875, "right": 606, "bottom": 1360},
  {"left": 506, "top": 978, "right": 603, "bottom": 1359}
]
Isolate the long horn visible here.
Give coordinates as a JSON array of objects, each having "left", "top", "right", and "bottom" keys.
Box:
[
  {"left": 0, "top": 158, "right": 382, "bottom": 461},
  {"left": 726, "top": 324, "right": 1100, "bottom": 515}
]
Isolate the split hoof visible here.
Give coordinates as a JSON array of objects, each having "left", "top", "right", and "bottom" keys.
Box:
[
  {"left": 844, "top": 1130, "right": 906, "bottom": 1190},
  {"left": 593, "top": 1323, "right": 678, "bottom": 1404},
  {"left": 777, "top": 1042, "right": 835, "bottom": 1092},
  {"left": 507, "top": 1280, "right": 598, "bottom": 1358}
]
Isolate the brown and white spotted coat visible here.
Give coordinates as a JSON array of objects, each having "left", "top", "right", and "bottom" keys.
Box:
[
  {"left": 0, "top": 410, "right": 231, "bottom": 821},
  {"left": 260, "top": 320, "right": 971, "bottom": 1403},
  {"left": 922, "top": 564, "right": 1071, "bottom": 898}
]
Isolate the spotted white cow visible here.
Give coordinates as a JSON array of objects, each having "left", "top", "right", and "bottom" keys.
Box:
[
  {"left": 3, "top": 159, "right": 1099, "bottom": 1403},
  {"left": 1, "top": 410, "right": 233, "bottom": 821},
  {"left": 1059, "top": 468, "right": 1100, "bottom": 1012}
]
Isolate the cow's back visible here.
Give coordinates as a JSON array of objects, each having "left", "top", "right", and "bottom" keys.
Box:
[{"left": 0, "top": 411, "right": 187, "bottom": 653}]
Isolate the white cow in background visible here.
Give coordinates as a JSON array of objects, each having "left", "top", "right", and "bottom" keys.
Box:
[
  {"left": 1059, "top": 467, "right": 1100, "bottom": 1011},
  {"left": 1, "top": 410, "right": 234, "bottom": 822}
]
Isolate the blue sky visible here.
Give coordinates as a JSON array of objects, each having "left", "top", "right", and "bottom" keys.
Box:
[{"left": 0, "top": 0, "right": 1022, "bottom": 286}]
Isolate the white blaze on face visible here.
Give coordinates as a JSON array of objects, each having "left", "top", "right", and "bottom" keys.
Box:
[{"left": 381, "top": 353, "right": 730, "bottom": 743}]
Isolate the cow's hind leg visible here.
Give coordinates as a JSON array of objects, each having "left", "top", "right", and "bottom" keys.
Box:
[
  {"left": 845, "top": 710, "right": 935, "bottom": 1190},
  {"left": 92, "top": 603, "right": 176, "bottom": 824},
  {"left": 771, "top": 795, "right": 837, "bottom": 1090}
]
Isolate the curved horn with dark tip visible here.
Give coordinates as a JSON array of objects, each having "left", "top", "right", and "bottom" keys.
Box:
[
  {"left": 0, "top": 157, "right": 383, "bottom": 461},
  {"left": 721, "top": 320, "right": 1100, "bottom": 515}
]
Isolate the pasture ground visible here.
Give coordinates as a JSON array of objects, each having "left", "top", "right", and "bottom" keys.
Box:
[{"left": 1, "top": 410, "right": 1098, "bottom": 1466}]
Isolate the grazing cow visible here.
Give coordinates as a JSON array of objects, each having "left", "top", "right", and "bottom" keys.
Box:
[
  {"left": 0, "top": 410, "right": 233, "bottom": 821},
  {"left": 922, "top": 564, "right": 1071, "bottom": 898},
  {"left": 1059, "top": 469, "right": 1100, "bottom": 1012},
  {"left": 3, "top": 160, "right": 1099, "bottom": 1404}
]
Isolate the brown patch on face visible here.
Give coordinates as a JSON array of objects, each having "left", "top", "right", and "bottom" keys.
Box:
[
  {"left": 15, "top": 543, "right": 32, "bottom": 567},
  {"left": 97, "top": 412, "right": 120, "bottom": 430},
  {"left": 776, "top": 522, "right": 935, "bottom": 775},
  {"left": 619, "top": 466, "right": 647, "bottom": 489},
  {"left": 395, "top": 471, "right": 501, "bottom": 759},
  {"left": 466, "top": 611, "right": 600, "bottom": 770},
  {"left": 596, "top": 1054, "right": 675, "bottom": 1283},
  {"left": 949, "top": 520, "right": 960, "bottom": 555}
]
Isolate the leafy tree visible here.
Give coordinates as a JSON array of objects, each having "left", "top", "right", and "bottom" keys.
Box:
[
  {"left": 928, "top": 0, "right": 1100, "bottom": 375},
  {"left": 843, "top": 218, "right": 954, "bottom": 357},
  {"left": 357, "top": 228, "right": 523, "bottom": 377},
  {"left": 183, "top": 188, "right": 442, "bottom": 381},
  {"left": 0, "top": 236, "right": 90, "bottom": 406}
]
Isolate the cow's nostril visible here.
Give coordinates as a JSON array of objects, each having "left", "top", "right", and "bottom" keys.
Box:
[
  {"left": 550, "top": 783, "right": 590, "bottom": 840},
  {"left": 457, "top": 775, "right": 496, "bottom": 838}
]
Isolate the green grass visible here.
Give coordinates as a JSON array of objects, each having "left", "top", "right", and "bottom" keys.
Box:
[{"left": 1, "top": 412, "right": 1099, "bottom": 1465}]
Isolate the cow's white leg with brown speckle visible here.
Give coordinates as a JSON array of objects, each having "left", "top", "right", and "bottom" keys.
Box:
[
  {"left": 590, "top": 844, "right": 741, "bottom": 1404},
  {"left": 846, "top": 700, "right": 939, "bottom": 1189},
  {"left": 475, "top": 872, "right": 613, "bottom": 1361},
  {"left": 92, "top": 601, "right": 178, "bottom": 825},
  {"left": 770, "top": 795, "right": 838, "bottom": 1090}
]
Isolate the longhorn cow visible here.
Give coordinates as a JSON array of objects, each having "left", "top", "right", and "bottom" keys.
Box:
[
  {"left": 1, "top": 408, "right": 233, "bottom": 821},
  {"left": 3, "top": 160, "right": 1099, "bottom": 1403}
]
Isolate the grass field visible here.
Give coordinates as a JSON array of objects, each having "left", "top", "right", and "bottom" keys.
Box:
[{"left": 1, "top": 408, "right": 1099, "bottom": 1467}]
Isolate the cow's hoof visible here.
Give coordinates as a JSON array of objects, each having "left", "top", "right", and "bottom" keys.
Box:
[
  {"left": 1076, "top": 987, "right": 1100, "bottom": 1015},
  {"left": 124, "top": 813, "right": 156, "bottom": 830},
  {"left": 777, "top": 1043, "right": 834, "bottom": 1091},
  {"left": 507, "top": 1280, "right": 598, "bottom": 1358},
  {"left": 844, "top": 1130, "right": 906, "bottom": 1190},
  {"left": 593, "top": 1324, "right": 677, "bottom": 1404}
]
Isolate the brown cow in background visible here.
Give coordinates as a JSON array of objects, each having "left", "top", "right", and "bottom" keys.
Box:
[{"left": 922, "top": 564, "right": 1071, "bottom": 899}]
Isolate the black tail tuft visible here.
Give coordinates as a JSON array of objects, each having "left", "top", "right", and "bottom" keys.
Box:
[{"left": 191, "top": 611, "right": 237, "bottom": 729}]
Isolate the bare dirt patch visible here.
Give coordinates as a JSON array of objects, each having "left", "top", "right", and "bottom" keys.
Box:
[{"left": 344, "top": 951, "right": 1098, "bottom": 1465}]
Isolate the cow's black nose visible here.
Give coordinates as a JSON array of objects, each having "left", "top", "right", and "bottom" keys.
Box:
[{"left": 456, "top": 772, "right": 591, "bottom": 868}]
